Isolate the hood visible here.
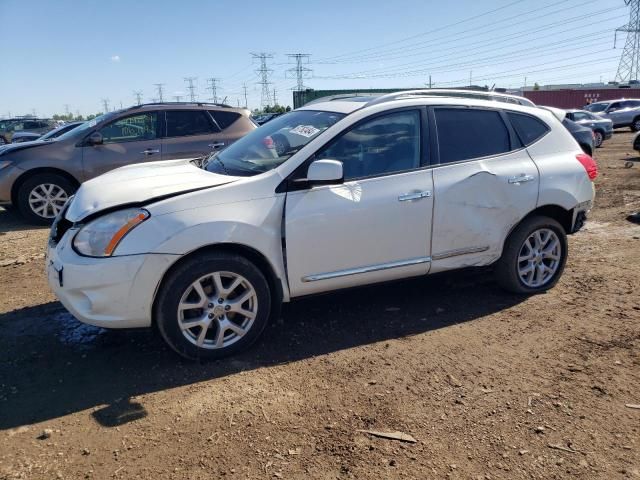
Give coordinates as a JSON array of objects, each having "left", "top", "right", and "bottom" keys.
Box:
[
  {"left": 65, "top": 159, "right": 238, "bottom": 222},
  {"left": 0, "top": 139, "right": 50, "bottom": 156}
]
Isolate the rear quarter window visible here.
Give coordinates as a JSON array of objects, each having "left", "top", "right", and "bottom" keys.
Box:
[
  {"left": 210, "top": 110, "right": 241, "bottom": 130},
  {"left": 507, "top": 112, "right": 549, "bottom": 146},
  {"left": 434, "top": 108, "right": 511, "bottom": 163}
]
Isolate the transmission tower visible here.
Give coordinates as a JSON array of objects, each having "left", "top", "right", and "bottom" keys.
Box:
[
  {"left": 207, "top": 78, "right": 220, "bottom": 103},
  {"left": 133, "top": 91, "right": 143, "bottom": 105},
  {"left": 184, "top": 77, "right": 198, "bottom": 102},
  {"left": 242, "top": 83, "right": 249, "bottom": 108},
  {"left": 273, "top": 88, "right": 278, "bottom": 106},
  {"left": 173, "top": 95, "right": 183, "bottom": 102},
  {"left": 153, "top": 83, "right": 165, "bottom": 103},
  {"left": 251, "top": 52, "right": 274, "bottom": 107},
  {"left": 101, "top": 98, "right": 110, "bottom": 113},
  {"left": 64, "top": 104, "right": 70, "bottom": 117},
  {"left": 615, "top": 0, "right": 640, "bottom": 83},
  {"left": 286, "top": 53, "right": 312, "bottom": 91}
]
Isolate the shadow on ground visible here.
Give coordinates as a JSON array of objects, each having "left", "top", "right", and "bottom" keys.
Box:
[
  {"left": 0, "top": 206, "right": 47, "bottom": 234},
  {"left": 0, "top": 270, "right": 526, "bottom": 430}
]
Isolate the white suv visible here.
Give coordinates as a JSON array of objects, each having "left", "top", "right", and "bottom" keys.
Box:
[{"left": 46, "top": 91, "right": 597, "bottom": 359}]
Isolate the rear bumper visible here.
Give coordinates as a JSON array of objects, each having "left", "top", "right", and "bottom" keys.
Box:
[{"left": 571, "top": 184, "right": 595, "bottom": 233}]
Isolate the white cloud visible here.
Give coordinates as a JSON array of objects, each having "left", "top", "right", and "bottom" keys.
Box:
[{"left": 110, "top": 55, "right": 121, "bottom": 62}]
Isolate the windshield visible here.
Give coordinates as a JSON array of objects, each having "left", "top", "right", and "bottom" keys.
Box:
[
  {"left": 585, "top": 103, "right": 608, "bottom": 113},
  {"left": 205, "top": 110, "right": 345, "bottom": 176},
  {"left": 40, "top": 122, "right": 83, "bottom": 140},
  {"left": 55, "top": 112, "right": 115, "bottom": 141}
]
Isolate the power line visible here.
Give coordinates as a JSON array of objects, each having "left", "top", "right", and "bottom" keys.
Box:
[
  {"left": 133, "top": 91, "right": 143, "bottom": 105},
  {"left": 286, "top": 53, "right": 312, "bottom": 91},
  {"left": 153, "top": 83, "right": 165, "bottom": 103},
  {"left": 207, "top": 78, "right": 220, "bottom": 103},
  {"left": 251, "top": 52, "right": 274, "bottom": 108},
  {"left": 184, "top": 77, "right": 198, "bottom": 102},
  {"left": 616, "top": 0, "right": 640, "bottom": 82}
]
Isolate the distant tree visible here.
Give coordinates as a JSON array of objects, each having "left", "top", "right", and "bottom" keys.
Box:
[{"left": 533, "top": 82, "right": 540, "bottom": 91}]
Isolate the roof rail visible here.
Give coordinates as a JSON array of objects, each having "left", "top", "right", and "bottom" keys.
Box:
[
  {"left": 305, "top": 93, "right": 387, "bottom": 106},
  {"left": 127, "top": 101, "right": 234, "bottom": 110},
  {"left": 364, "top": 89, "right": 531, "bottom": 108}
]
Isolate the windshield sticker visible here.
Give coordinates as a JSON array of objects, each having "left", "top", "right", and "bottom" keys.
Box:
[{"left": 289, "top": 125, "right": 320, "bottom": 138}]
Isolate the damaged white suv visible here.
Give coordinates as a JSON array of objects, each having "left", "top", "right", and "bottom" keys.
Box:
[{"left": 47, "top": 91, "right": 597, "bottom": 359}]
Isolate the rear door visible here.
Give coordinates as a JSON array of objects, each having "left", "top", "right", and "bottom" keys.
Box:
[
  {"left": 81, "top": 111, "right": 161, "bottom": 179},
  {"left": 429, "top": 107, "right": 540, "bottom": 272},
  {"left": 209, "top": 110, "right": 247, "bottom": 147},
  {"left": 161, "top": 109, "right": 222, "bottom": 160}
]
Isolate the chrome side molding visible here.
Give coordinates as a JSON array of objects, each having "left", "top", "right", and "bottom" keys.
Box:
[
  {"left": 432, "top": 246, "right": 490, "bottom": 261},
  {"left": 302, "top": 256, "right": 431, "bottom": 282}
]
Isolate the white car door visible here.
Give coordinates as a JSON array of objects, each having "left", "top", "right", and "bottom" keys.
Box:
[
  {"left": 284, "top": 109, "right": 434, "bottom": 297},
  {"left": 429, "top": 107, "right": 540, "bottom": 272}
]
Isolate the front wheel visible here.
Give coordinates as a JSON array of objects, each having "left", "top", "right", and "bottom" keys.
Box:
[
  {"left": 155, "top": 252, "right": 272, "bottom": 360},
  {"left": 495, "top": 216, "right": 568, "bottom": 294},
  {"left": 17, "top": 173, "right": 76, "bottom": 225},
  {"left": 593, "top": 130, "right": 604, "bottom": 148},
  {"left": 631, "top": 118, "right": 640, "bottom": 132}
]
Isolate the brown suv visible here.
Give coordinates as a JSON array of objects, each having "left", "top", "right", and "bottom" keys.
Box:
[{"left": 0, "top": 103, "right": 256, "bottom": 223}]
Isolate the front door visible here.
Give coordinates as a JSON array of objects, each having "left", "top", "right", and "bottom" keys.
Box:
[
  {"left": 284, "top": 109, "right": 434, "bottom": 297},
  {"left": 429, "top": 107, "right": 540, "bottom": 272},
  {"left": 81, "top": 111, "right": 161, "bottom": 179}
]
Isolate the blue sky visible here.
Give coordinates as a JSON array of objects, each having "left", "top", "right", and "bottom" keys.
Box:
[{"left": 0, "top": 0, "right": 628, "bottom": 116}]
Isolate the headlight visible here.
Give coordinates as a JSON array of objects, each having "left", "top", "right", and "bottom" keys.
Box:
[{"left": 73, "top": 208, "right": 149, "bottom": 257}]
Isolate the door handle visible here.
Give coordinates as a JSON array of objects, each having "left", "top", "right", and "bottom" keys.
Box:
[
  {"left": 141, "top": 148, "right": 160, "bottom": 155},
  {"left": 508, "top": 174, "right": 535, "bottom": 184},
  {"left": 398, "top": 191, "right": 432, "bottom": 202},
  {"left": 209, "top": 142, "right": 225, "bottom": 149}
]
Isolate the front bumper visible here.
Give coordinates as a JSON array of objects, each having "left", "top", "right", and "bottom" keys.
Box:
[
  {"left": 46, "top": 228, "right": 179, "bottom": 329},
  {"left": 0, "top": 165, "right": 23, "bottom": 203}
]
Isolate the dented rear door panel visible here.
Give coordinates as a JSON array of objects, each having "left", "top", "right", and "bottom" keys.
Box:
[{"left": 430, "top": 151, "right": 539, "bottom": 273}]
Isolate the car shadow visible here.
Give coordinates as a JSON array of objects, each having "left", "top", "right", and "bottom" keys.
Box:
[
  {"left": 0, "top": 269, "right": 527, "bottom": 430},
  {"left": 0, "top": 206, "right": 47, "bottom": 234}
]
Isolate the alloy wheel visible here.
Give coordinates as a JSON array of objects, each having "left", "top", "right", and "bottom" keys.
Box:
[
  {"left": 517, "top": 228, "right": 561, "bottom": 288},
  {"left": 594, "top": 131, "right": 603, "bottom": 147},
  {"left": 28, "top": 183, "right": 68, "bottom": 219},
  {"left": 177, "top": 271, "right": 258, "bottom": 349}
]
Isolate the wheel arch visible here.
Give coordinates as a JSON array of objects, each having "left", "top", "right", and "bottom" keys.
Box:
[
  {"left": 151, "top": 242, "right": 285, "bottom": 326},
  {"left": 11, "top": 167, "right": 80, "bottom": 205}
]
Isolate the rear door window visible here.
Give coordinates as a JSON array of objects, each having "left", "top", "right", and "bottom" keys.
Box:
[
  {"left": 435, "top": 108, "right": 510, "bottom": 164},
  {"left": 166, "top": 110, "right": 215, "bottom": 137},
  {"left": 210, "top": 110, "right": 241, "bottom": 130},
  {"left": 507, "top": 112, "right": 549, "bottom": 146}
]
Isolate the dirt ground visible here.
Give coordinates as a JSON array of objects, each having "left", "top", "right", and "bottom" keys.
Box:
[{"left": 0, "top": 132, "right": 639, "bottom": 480}]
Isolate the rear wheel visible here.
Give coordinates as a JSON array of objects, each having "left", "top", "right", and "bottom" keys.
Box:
[
  {"left": 495, "top": 216, "right": 567, "bottom": 294},
  {"left": 155, "top": 252, "right": 272, "bottom": 360},
  {"left": 631, "top": 118, "right": 640, "bottom": 132},
  {"left": 16, "top": 173, "right": 75, "bottom": 225}
]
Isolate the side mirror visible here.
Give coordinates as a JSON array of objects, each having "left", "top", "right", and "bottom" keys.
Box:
[
  {"left": 87, "top": 131, "right": 103, "bottom": 146},
  {"left": 307, "top": 159, "right": 343, "bottom": 185}
]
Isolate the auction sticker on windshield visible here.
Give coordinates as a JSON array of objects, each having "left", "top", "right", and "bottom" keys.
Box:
[{"left": 290, "top": 125, "right": 320, "bottom": 138}]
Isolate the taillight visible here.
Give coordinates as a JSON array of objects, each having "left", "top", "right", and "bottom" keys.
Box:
[{"left": 576, "top": 153, "right": 598, "bottom": 181}]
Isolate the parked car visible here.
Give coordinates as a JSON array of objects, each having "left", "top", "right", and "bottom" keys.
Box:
[
  {"left": 562, "top": 118, "right": 596, "bottom": 156},
  {"left": 0, "top": 118, "right": 56, "bottom": 145},
  {"left": 11, "top": 121, "right": 84, "bottom": 143},
  {"left": 564, "top": 110, "right": 613, "bottom": 147},
  {"left": 584, "top": 99, "right": 640, "bottom": 131},
  {"left": 0, "top": 103, "right": 256, "bottom": 223},
  {"left": 46, "top": 92, "right": 596, "bottom": 359},
  {"left": 253, "top": 112, "right": 282, "bottom": 125}
]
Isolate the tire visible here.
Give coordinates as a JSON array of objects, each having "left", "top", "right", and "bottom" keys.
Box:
[
  {"left": 631, "top": 118, "right": 640, "bottom": 132},
  {"left": 593, "top": 130, "right": 604, "bottom": 148},
  {"left": 494, "top": 216, "right": 568, "bottom": 294},
  {"left": 16, "top": 173, "right": 76, "bottom": 225},
  {"left": 155, "top": 252, "right": 272, "bottom": 360}
]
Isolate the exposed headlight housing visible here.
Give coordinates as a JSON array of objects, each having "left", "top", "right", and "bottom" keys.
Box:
[{"left": 73, "top": 208, "right": 149, "bottom": 257}]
